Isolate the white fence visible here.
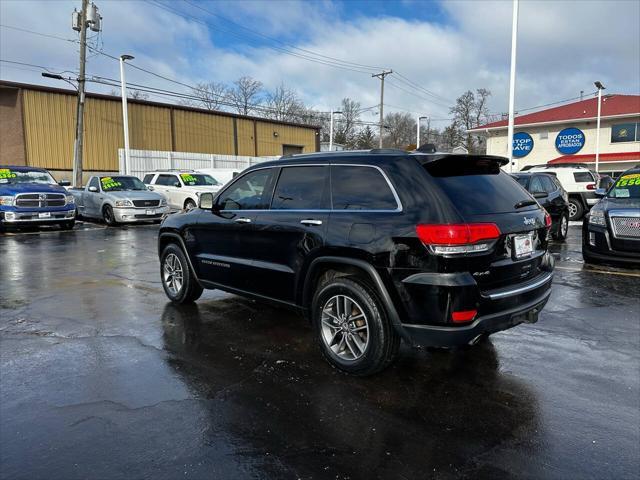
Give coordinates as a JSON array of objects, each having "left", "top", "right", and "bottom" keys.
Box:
[{"left": 118, "top": 149, "right": 279, "bottom": 179}]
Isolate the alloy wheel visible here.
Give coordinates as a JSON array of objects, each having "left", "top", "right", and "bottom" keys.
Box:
[
  {"left": 320, "top": 294, "right": 369, "bottom": 361},
  {"left": 163, "top": 253, "right": 184, "bottom": 296},
  {"left": 561, "top": 215, "right": 568, "bottom": 237},
  {"left": 568, "top": 203, "right": 577, "bottom": 219}
]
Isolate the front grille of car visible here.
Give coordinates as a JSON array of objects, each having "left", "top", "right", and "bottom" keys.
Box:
[
  {"left": 611, "top": 216, "right": 640, "bottom": 239},
  {"left": 15, "top": 193, "right": 66, "bottom": 208},
  {"left": 132, "top": 199, "right": 160, "bottom": 208}
]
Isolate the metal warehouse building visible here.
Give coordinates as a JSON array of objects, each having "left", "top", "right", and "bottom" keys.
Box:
[{"left": 0, "top": 80, "right": 320, "bottom": 180}]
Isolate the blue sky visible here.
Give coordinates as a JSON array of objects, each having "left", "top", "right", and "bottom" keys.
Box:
[{"left": 1, "top": 0, "right": 639, "bottom": 129}]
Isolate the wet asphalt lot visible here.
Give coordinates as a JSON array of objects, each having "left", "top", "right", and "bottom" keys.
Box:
[{"left": 0, "top": 222, "right": 638, "bottom": 480}]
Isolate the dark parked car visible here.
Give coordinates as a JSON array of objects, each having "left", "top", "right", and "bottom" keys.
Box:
[
  {"left": 512, "top": 172, "right": 570, "bottom": 242},
  {"left": 583, "top": 168, "right": 640, "bottom": 266},
  {"left": 157, "top": 150, "right": 555, "bottom": 375}
]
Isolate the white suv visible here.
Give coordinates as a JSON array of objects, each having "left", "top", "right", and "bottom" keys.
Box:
[
  {"left": 524, "top": 165, "right": 598, "bottom": 220},
  {"left": 143, "top": 170, "right": 222, "bottom": 210}
]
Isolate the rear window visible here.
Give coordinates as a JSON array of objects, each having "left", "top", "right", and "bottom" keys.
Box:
[
  {"left": 425, "top": 158, "right": 533, "bottom": 215},
  {"left": 573, "top": 171, "right": 595, "bottom": 183}
]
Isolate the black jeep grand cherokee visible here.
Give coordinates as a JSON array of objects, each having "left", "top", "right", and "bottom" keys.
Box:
[{"left": 158, "top": 150, "right": 554, "bottom": 375}]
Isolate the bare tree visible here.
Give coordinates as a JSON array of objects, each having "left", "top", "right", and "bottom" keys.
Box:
[
  {"left": 228, "top": 76, "right": 263, "bottom": 115},
  {"left": 264, "top": 83, "right": 305, "bottom": 122},
  {"left": 181, "top": 82, "right": 227, "bottom": 111},
  {"left": 108, "top": 88, "right": 149, "bottom": 100},
  {"left": 449, "top": 88, "right": 491, "bottom": 153},
  {"left": 333, "top": 98, "right": 361, "bottom": 149},
  {"left": 382, "top": 112, "right": 415, "bottom": 149}
]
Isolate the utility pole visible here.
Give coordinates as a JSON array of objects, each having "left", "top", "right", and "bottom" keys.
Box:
[
  {"left": 71, "top": 0, "right": 101, "bottom": 186},
  {"left": 72, "top": 0, "right": 89, "bottom": 187},
  {"left": 373, "top": 70, "right": 392, "bottom": 148},
  {"left": 329, "top": 110, "right": 342, "bottom": 151}
]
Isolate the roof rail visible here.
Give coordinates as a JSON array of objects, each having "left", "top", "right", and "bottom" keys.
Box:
[{"left": 150, "top": 168, "right": 196, "bottom": 172}]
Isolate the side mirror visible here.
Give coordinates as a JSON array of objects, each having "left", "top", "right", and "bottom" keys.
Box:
[
  {"left": 174, "top": 182, "right": 181, "bottom": 188},
  {"left": 595, "top": 188, "right": 606, "bottom": 197},
  {"left": 58, "top": 180, "right": 71, "bottom": 187},
  {"left": 147, "top": 185, "right": 154, "bottom": 191},
  {"left": 533, "top": 191, "right": 548, "bottom": 199},
  {"left": 88, "top": 186, "right": 98, "bottom": 192},
  {"left": 199, "top": 192, "right": 214, "bottom": 210}
]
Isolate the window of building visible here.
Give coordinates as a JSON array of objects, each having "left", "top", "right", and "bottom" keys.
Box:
[
  {"left": 331, "top": 166, "right": 398, "bottom": 210},
  {"left": 611, "top": 122, "right": 639, "bottom": 143},
  {"left": 539, "top": 131, "right": 548, "bottom": 140},
  {"left": 271, "top": 166, "right": 329, "bottom": 210}
]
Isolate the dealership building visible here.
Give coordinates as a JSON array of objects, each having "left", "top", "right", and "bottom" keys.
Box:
[
  {"left": 469, "top": 94, "right": 640, "bottom": 177},
  {"left": 0, "top": 80, "right": 320, "bottom": 182}
]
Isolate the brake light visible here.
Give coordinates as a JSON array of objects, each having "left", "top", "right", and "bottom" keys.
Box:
[
  {"left": 544, "top": 211, "right": 552, "bottom": 228},
  {"left": 586, "top": 183, "right": 596, "bottom": 190},
  {"left": 416, "top": 223, "right": 501, "bottom": 255},
  {"left": 451, "top": 309, "right": 477, "bottom": 323}
]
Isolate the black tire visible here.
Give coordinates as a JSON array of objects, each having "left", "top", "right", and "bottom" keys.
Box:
[
  {"left": 59, "top": 220, "right": 75, "bottom": 231},
  {"left": 568, "top": 198, "right": 584, "bottom": 221},
  {"left": 552, "top": 213, "right": 569, "bottom": 241},
  {"left": 312, "top": 276, "right": 400, "bottom": 376},
  {"left": 160, "top": 243, "right": 203, "bottom": 304},
  {"left": 184, "top": 199, "right": 197, "bottom": 211},
  {"left": 103, "top": 205, "right": 117, "bottom": 226}
]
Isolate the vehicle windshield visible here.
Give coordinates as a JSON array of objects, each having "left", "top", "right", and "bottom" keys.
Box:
[
  {"left": 608, "top": 173, "right": 640, "bottom": 199},
  {"left": 180, "top": 173, "right": 220, "bottom": 186},
  {"left": 100, "top": 176, "right": 147, "bottom": 192},
  {"left": 0, "top": 168, "right": 56, "bottom": 185}
]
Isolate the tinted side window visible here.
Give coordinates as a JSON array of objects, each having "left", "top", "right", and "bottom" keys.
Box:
[
  {"left": 156, "top": 174, "right": 177, "bottom": 186},
  {"left": 218, "top": 168, "right": 276, "bottom": 210},
  {"left": 540, "top": 176, "right": 556, "bottom": 193},
  {"left": 529, "top": 176, "right": 544, "bottom": 193},
  {"left": 331, "top": 166, "right": 398, "bottom": 210},
  {"left": 143, "top": 174, "right": 155, "bottom": 184},
  {"left": 574, "top": 172, "right": 594, "bottom": 183},
  {"left": 272, "top": 166, "right": 329, "bottom": 210}
]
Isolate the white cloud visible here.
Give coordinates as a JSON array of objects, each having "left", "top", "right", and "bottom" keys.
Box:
[{"left": 1, "top": 0, "right": 638, "bottom": 128}]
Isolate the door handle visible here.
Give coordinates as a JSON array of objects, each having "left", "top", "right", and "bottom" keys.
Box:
[
  {"left": 234, "top": 217, "right": 252, "bottom": 224},
  {"left": 301, "top": 219, "right": 323, "bottom": 226}
]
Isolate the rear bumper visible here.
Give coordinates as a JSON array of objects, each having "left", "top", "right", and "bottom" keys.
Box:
[
  {"left": 393, "top": 258, "right": 554, "bottom": 347},
  {"left": 401, "top": 288, "right": 551, "bottom": 347}
]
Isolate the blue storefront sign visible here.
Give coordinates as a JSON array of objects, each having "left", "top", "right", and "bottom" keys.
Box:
[
  {"left": 512, "top": 132, "right": 534, "bottom": 157},
  {"left": 555, "top": 127, "right": 585, "bottom": 155}
]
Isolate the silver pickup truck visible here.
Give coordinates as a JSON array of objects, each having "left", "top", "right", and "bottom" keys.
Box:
[{"left": 68, "top": 175, "right": 169, "bottom": 225}]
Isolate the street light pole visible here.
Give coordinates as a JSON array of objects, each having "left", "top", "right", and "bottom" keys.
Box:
[
  {"left": 416, "top": 116, "right": 428, "bottom": 149},
  {"left": 506, "top": 0, "right": 519, "bottom": 172},
  {"left": 329, "top": 110, "right": 342, "bottom": 151},
  {"left": 594, "top": 81, "right": 606, "bottom": 174},
  {"left": 119, "top": 54, "right": 134, "bottom": 175}
]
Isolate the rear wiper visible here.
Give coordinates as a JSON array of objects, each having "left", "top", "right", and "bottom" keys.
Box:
[{"left": 514, "top": 200, "right": 537, "bottom": 209}]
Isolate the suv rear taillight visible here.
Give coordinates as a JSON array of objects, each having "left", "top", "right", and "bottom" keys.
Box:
[
  {"left": 544, "top": 211, "right": 552, "bottom": 228},
  {"left": 416, "top": 223, "right": 501, "bottom": 255},
  {"left": 586, "top": 183, "right": 596, "bottom": 190}
]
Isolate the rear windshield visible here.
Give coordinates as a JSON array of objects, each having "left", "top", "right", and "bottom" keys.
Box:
[
  {"left": 425, "top": 158, "right": 534, "bottom": 215},
  {"left": 574, "top": 171, "right": 595, "bottom": 183}
]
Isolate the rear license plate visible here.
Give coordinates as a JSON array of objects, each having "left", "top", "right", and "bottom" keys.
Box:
[
  {"left": 146, "top": 209, "right": 155, "bottom": 215},
  {"left": 514, "top": 234, "right": 534, "bottom": 258},
  {"left": 38, "top": 212, "right": 51, "bottom": 219}
]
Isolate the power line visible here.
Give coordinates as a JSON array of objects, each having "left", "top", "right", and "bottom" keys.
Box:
[{"left": 0, "top": 24, "right": 78, "bottom": 43}]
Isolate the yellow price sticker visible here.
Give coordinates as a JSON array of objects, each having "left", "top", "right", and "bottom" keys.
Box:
[
  {"left": 0, "top": 169, "right": 17, "bottom": 179},
  {"left": 615, "top": 174, "right": 640, "bottom": 187}
]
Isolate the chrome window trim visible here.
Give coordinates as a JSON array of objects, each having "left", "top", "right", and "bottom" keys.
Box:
[{"left": 214, "top": 163, "right": 403, "bottom": 213}]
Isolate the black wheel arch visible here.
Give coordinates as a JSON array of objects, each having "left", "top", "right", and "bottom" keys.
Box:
[
  {"left": 158, "top": 231, "right": 203, "bottom": 288},
  {"left": 301, "top": 256, "right": 410, "bottom": 342}
]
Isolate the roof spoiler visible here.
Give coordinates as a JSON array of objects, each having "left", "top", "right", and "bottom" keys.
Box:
[{"left": 419, "top": 154, "right": 509, "bottom": 167}]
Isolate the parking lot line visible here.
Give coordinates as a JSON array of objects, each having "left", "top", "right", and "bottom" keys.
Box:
[{"left": 555, "top": 265, "right": 640, "bottom": 278}]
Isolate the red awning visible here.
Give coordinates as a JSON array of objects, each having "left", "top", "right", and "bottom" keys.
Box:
[{"left": 548, "top": 151, "right": 640, "bottom": 165}]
